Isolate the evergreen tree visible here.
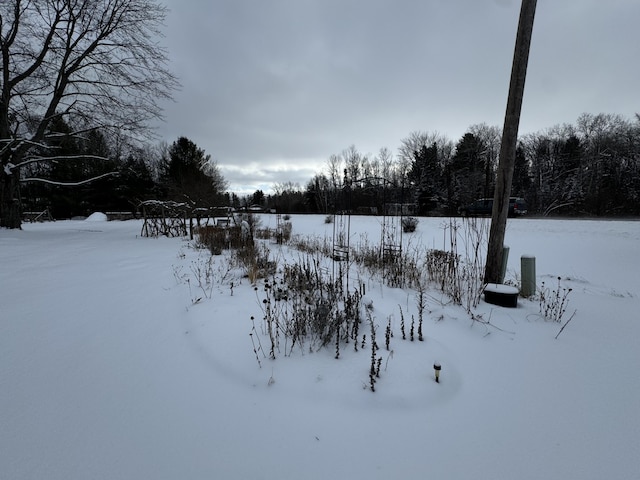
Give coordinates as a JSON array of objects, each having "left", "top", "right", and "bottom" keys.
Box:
[
  {"left": 116, "top": 154, "right": 156, "bottom": 212},
  {"left": 160, "top": 137, "right": 227, "bottom": 207},
  {"left": 449, "top": 133, "right": 487, "bottom": 209},
  {"left": 512, "top": 145, "right": 531, "bottom": 198},
  {"left": 251, "top": 190, "right": 265, "bottom": 206},
  {"left": 410, "top": 143, "right": 441, "bottom": 214}
]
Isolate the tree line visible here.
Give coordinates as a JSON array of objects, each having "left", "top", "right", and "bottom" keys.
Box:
[
  {"left": 20, "top": 129, "right": 227, "bottom": 219},
  {"left": 18, "top": 112, "right": 640, "bottom": 219},
  {"left": 268, "top": 113, "right": 640, "bottom": 217}
]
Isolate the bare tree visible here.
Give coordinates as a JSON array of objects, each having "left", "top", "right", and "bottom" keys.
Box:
[
  {"left": 485, "top": 0, "right": 537, "bottom": 283},
  {"left": 0, "top": 0, "right": 178, "bottom": 228},
  {"left": 306, "top": 173, "right": 330, "bottom": 213},
  {"left": 399, "top": 131, "right": 452, "bottom": 178},
  {"left": 342, "top": 144, "right": 362, "bottom": 184},
  {"left": 469, "top": 123, "right": 502, "bottom": 197},
  {"left": 367, "top": 155, "right": 380, "bottom": 181},
  {"left": 326, "top": 153, "right": 343, "bottom": 191},
  {"left": 375, "top": 147, "right": 390, "bottom": 180}
]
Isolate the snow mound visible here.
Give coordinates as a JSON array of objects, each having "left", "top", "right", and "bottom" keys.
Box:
[{"left": 85, "top": 212, "right": 108, "bottom": 222}]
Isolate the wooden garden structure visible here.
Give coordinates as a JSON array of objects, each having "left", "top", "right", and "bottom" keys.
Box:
[{"left": 139, "top": 201, "right": 238, "bottom": 248}]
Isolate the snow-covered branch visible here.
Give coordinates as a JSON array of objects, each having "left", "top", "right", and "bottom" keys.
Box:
[
  {"left": 21, "top": 171, "right": 119, "bottom": 186},
  {"left": 17, "top": 154, "right": 110, "bottom": 169}
]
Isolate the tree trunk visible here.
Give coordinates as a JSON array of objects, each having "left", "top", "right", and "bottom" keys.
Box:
[
  {"left": 485, "top": 0, "right": 537, "bottom": 284},
  {"left": 0, "top": 167, "right": 22, "bottom": 229}
]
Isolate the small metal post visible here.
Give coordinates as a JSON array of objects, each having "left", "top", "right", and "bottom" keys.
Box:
[{"left": 433, "top": 362, "right": 441, "bottom": 383}]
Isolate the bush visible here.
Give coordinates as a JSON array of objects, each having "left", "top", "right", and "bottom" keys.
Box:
[
  {"left": 195, "top": 225, "right": 242, "bottom": 254},
  {"left": 402, "top": 216, "right": 418, "bottom": 232},
  {"left": 539, "top": 277, "right": 573, "bottom": 323},
  {"left": 254, "top": 221, "right": 293, "bottom": 244},
  {"left": 234, "top": 243, "right": 275, "bottom": 283}
]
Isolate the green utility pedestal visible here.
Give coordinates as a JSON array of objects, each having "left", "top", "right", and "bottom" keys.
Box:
[{"left": 521, "top": 255, "right": 536, "bottom": 297}]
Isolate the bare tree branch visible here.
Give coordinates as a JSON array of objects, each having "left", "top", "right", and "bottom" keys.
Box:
[
  {"left": 16, "top": 154, "right": 110, "bottom": 170},
  {"left": 21, "top": 170, "right": 119, "bottom": 186}
]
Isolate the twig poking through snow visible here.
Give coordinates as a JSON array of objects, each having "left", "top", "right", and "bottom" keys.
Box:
[{"left": 555, "top": 310, "right": 577, "bottom": 339}]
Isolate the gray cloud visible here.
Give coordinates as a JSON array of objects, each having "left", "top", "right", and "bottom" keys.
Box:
[{"left": 156, "top": 0, "right": 640, "bottom": 195}]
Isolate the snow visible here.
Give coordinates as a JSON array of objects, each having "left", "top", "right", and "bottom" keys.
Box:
[
  {"left": 85, "top": 212, "right": 108, "bottom": 222},
  {"left": 484, "top": 283, "right": 520, "bottom": 294},
  {"left": 1, "top": 215, "right": 639, "bottom": 480}
]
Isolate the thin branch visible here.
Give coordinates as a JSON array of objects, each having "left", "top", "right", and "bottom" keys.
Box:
[
  {"left": 555, "top": 310, "right": 577, "bottom": 339},
  {"left": 21, "top": 171, "right": 119, "bottom": 185},
  {"left": 18, "top": 154, "right": 110, "bottom": 168}
]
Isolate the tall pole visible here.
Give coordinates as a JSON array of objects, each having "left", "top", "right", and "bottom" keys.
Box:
[{"left": 484, "top": 0, "right": 537, "bottom": 284}]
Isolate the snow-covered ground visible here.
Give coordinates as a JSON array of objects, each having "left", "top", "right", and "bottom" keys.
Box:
[{"left": 1, "top": 215, "right": 639, "bottom": 480}]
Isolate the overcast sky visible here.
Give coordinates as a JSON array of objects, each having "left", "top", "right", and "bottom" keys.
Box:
[{"left": 155, "top": 0, "right": 639, "bottom": 196}]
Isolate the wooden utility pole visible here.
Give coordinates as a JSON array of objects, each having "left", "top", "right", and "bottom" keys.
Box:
[{"left": 484, "top": 0, "right": 537, "bottom": 284}]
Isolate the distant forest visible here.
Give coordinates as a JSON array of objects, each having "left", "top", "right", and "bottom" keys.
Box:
[
  {"left": 21, "top": 112, "right": 640, "bottom": 219},
  {"left": 265, "top": 112, "right": 640, "bottom": 217}
]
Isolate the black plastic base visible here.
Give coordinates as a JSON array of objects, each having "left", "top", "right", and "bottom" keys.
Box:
[{"left": 483, "top": 284, "right": 519, "bottom": 308}]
